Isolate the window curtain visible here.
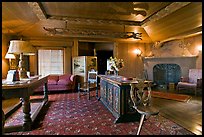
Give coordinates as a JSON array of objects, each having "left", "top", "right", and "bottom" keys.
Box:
[{"left": 38, "top": 49, "right": 64, "bottom": 76}]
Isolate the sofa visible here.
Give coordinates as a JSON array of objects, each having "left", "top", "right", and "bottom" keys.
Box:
[{"left": 35, "top": 74, "right": 76, "bottom": 93}]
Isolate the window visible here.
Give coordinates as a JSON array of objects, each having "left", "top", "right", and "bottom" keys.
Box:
[{"left": 38, "top": 49, "right": 64, "bottom": 76}]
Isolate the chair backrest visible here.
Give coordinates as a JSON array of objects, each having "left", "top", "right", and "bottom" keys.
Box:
[
  {"left": 130, "top": 79, "right": 152, "bottom": 107},
  {"left": 189, "top": 69, "right": 202, "bottom": 84},
  {"left": 88, "top": 70, "right": 97, "bottom": 84}
]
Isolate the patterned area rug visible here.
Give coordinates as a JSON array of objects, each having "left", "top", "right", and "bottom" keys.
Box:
[
  {"left": 151, "top": 91, "right": 192, "bottom": 102},
  {"left": 4, "top": 92, "right": 194, "bottom": 135}
]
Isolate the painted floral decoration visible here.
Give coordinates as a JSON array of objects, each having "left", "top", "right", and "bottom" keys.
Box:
[{"left": 109, "top": 56, "right": 124, "bottom": 71}]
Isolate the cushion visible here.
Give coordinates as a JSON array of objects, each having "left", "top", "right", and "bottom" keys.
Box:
[
  {"left": 188, "top": 69, "right": 202, "bottom": 83},
  {"left": 48, "top": 79, "right": 58, "bottom": 85},
  {"left": 177, "top": 82, "right": 196, "bottom": 88},
  {"left": 58, "top": 79, "right": 72, "bottom": 85},
  {"left": 48, "top": 75, "right": 59, "bottom": 81},
  {"left": 59, "top": 74, "right": 71, "bottom": 81}
]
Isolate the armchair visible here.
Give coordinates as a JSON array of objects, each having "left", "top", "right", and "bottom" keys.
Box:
[{"left": 176, "top": 69, "right": 202, "bottom": 96}]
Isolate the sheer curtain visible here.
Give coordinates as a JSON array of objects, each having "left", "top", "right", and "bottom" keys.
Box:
[{"left": 38, "top": 49, "right": 64, "bottom": 76}]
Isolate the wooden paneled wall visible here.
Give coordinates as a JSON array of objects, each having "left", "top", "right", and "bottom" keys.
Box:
[
  {"left": 2, "top": 34, "right": 201, "bottom": 79},
  {"left": 116, "top": 42, "right": 148, "bottom": 78},
  {"left": 2, "top": 34, "right": 12, "bottom": 79}
]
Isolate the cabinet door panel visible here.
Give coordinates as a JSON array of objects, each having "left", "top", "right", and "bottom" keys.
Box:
[
  {"left": 113, "top": 85, "right": 120, "bottom": 113},
  {"left": 100, "top": 80, "right": 107, "bottom": 103},
  {"left": 107, "top": 83, "right": 113, "bottom": 109}
]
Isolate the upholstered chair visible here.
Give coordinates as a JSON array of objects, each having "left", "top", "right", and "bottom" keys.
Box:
[{"left": 176, "top": 69, "right": 202, "bottom": 96}]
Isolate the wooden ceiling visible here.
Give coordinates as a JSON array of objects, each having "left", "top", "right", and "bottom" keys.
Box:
[{"left": 2, "top": 2, "right": 202, "bottom": 43}]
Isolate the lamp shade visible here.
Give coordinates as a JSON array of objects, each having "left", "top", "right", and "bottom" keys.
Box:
[
  {"left": 8, "top": 40, "right": 36, "bottom": 55},
  {"left": 5, "top": 52, "right": 16, "bottom": 59}
]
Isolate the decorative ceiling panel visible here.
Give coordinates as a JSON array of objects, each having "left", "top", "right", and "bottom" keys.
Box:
[{"left": 2, "top": 2, "right": 202, "bottom": 43}]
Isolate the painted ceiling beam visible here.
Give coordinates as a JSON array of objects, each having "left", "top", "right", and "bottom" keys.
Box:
[
  {"left": 141, "top": 2, "right": 191, "bottom": 27},
  {"left": 28, "top": 2, "right": 47, "bottom": 20},
  {"left": 48, "top": 16, "right": 141, "bottom": 26}
]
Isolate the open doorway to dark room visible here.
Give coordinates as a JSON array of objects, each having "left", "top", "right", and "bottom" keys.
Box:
[
  {"left": 78, "top": 42, "right": 113, "bottom": 75},
  {"left": 96, "top": 50, "right": 113, "bottom": 75}
]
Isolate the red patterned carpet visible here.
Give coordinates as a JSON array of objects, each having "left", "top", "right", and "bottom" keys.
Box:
[{"left": 4, "top": 92, "right": 194, "bottom": 135}]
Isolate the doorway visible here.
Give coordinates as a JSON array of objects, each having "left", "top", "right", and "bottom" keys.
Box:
[
  {"left": 96, "top": 50, "right": 113, "bottom": 75},
  {"left": 78, "top": 41, "right": 114, "bottom": 75}
]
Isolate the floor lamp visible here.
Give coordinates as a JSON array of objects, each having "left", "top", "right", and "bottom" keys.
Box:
[{"left": 7, "top": 40, "right": 36, "bottom": 79}]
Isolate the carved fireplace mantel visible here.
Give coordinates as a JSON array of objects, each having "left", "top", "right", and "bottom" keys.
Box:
[{"left": 144, "top": 55, "right": 198, "bottom": 60}]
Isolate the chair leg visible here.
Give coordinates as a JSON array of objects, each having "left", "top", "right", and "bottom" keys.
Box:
[
  {"left": 78, "top": 90, "right": 80, "bottom": 99},
  {"left": 78, "top": 83, "right": 80, "bottom": 99},
  {"left": 137, "top": 114, "right": 145, "bottom": 135},
  {"left": 88, "top": 89, "right": 90, "bottom": 100}
]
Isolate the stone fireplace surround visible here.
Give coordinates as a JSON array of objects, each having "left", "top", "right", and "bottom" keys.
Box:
[{"left": 144, "top": 56, "right": 197, "bottom": 83}]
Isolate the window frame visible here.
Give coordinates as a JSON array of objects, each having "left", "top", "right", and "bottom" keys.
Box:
[{"left": 37, "top": 47, "right": 65, "bottom": 76}]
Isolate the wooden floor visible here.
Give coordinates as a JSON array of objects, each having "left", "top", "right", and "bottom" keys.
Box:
[
  {"left": 2, "top": 89, "right": 202, "bottom": 135},
  {"left": 151, "top": 89, "right": 202, "bottom": 135}
]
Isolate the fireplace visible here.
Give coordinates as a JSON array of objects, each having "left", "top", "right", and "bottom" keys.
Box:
[
  {"left": 153, "top": 64, "right": 181, "bottom": 87},
  {"left": 144, "top": 56, "right": 197, "bottom": 88}
]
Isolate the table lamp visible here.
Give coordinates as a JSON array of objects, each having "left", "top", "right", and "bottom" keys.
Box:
[
  {"left": 5, "top": 52, "right": 16, "bottom": 70},
  {"left": 7, "top": 40, "right": 36, "bottom": 79}
]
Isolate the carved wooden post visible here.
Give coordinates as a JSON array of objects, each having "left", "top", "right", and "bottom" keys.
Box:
[
  {"left": 43, "top": 82, "right": 48, "bottom": 103},
  {"left": 21, "top": 96, "right": 32, "bottom": 131}
]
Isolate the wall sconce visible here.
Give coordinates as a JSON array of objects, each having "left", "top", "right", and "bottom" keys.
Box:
[
  {"left": 5, "top": 52, "right": 16, "bottom": 70},
  {"left": 7, "top": 40, "right": 36, "bottom": 79},
  {"left": 133, "top": 49, "right": 142, "bottom": 56}
]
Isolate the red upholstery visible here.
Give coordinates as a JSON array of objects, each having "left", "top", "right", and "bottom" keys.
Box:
[
  {"left": 59, "top": 74, "right": 71, "bottom": 81},
  {"left": 35, "top": 74, "right": 76, "bottom": 93},
  {"left": 58, "top": 79, "right": 71, "bottom": 85},
  {"left": 49, "top": 75, "right": 59, "bottom": 81},
  {"left": 48, "top": 80, "right": 58, "bottom": 85}
]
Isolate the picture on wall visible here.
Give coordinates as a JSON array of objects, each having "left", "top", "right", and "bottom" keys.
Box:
[
  {"left": 87, "top": 57, "right": 97, "bottom": 71},
  {"left": 73, "top": 56, "right": 85, "bottom": 74}
]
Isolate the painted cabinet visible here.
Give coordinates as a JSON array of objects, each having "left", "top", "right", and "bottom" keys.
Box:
[{"left": 98, "top": 75, "right": 140, "bottom": 123}]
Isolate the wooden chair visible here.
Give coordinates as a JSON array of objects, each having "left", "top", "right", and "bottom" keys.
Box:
[
  {"left": 177, "top": 69, "right": 202, "bottom": 96},
  {"left": 130, "top": 79, "right": 159, "bottom": 135},
  {"left": 78, "top": 70, "right": 98, "bottom": 100}
]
